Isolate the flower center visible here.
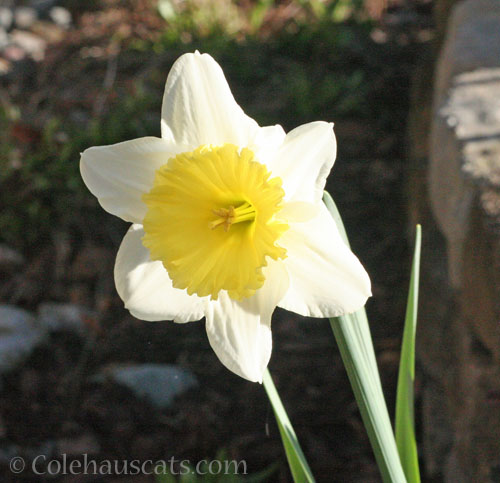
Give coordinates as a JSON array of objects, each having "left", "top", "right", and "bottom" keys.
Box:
[
  {"left": 209, "top": 201, "right": 256, "bottom": 232},
  {"left": 142, "top": 144, "right": 288, "bottom": 301}
]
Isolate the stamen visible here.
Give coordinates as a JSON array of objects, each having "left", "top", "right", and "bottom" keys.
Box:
[{"left": 210, "top": 201, "right": 256, "bottom": 232}]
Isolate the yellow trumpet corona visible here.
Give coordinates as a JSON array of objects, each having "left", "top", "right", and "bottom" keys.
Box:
[{"left": 142, "top": 144, "right": 288, "bottom": 301}]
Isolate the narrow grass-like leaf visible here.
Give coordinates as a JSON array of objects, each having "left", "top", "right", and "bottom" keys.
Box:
[
  {"left": 323, "top": 191, "right": 406, "bottom": 483},
  {"left": 395, "top": 225, "right": 421, "bottom": 483},
  {"left": 263, "top": 369, "right": 315, "bottom": 483}
]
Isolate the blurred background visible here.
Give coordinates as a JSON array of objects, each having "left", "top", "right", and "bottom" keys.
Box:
[{"left": 1, "top": 0, "right": 499, "bottom": 482}]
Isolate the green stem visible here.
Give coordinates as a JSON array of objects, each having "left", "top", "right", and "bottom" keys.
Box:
[{"left": 263, "top": 369, "right": 315, "bottom": 482}]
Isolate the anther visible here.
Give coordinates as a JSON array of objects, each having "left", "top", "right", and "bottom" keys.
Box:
[{"left": 209, "top": 202, "right": 256, "bottom": 232}]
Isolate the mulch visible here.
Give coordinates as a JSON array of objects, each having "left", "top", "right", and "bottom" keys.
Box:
[{"left": 0, "top": 1, "right": 433, "bottom": 481}]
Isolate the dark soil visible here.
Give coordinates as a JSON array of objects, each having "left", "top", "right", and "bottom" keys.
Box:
[{"left": 0, "top": 1, "right": 433, "bottom": 481}]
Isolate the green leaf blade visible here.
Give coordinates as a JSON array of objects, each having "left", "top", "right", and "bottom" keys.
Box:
[
  {"left": 324, "top": 191, "right": 407, "bottom": 483},
  {"left": 395, "top": 225, "right": 422, "bottom": 483}
]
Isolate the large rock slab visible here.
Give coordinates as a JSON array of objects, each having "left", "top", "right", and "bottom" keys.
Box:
[
  {"left": 431, "top": 1, "right": 500, "bottom": 288},
  {"left": 411, "top": 0, "right": 500, "bottom": 481},
  {"left": 434, "top": 0, "right": 500, "bottom": 100}
]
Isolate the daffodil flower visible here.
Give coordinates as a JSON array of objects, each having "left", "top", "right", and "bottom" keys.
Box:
[{"left": 80, "top": 52, "right": 371, "bottom": 382}]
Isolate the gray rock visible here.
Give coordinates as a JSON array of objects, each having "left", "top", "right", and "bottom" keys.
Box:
[
  {"left": 413, "top": 1, "right": 500, "bottom": 481},
  {"left": 49, "top": 6, "right": 71, "bottom": 28},
  {"left": 0, "top": 440, "right": 55, "bottom": 468},
  {"left": 443, "top": 71, "right": 500, "bottom": 302},
  {"left": 431, "top": 1, "right": 500, "bottom": 287},
  {"left": 0, "top": 7, "right": 13, "bottom": 30},
  {"left": 434, "top": 0, "right": 500, "bottom": 101},
  {"left": 56, "top": 433, "right": 100, "bottom": 457},
  {"left": 13, "top": 7, "right": 37, "bottom": 29},
  {"left": 37, "top": 303, "right": 91, "bottom": 335},
  {"left": 10, "top": 29, "right": 46, "bottom": 61},
  {"left": 0, "top": 306, "right": 46, "bottom": 375},
  {"left": 99, "top": 364, "right": 198, "bottom": 409},
  {"left": 0, "top": 442, "right": 20, "bottom": 466},
  {"left": 23, "top": 440, "right": 55, "bottom": 463},
  {"left": 0, "top": 244, "right": 24, "bottom": 272},
  {"left": 0, "top": 28, "right": 8, "bottom": 50},
  {"left": 444, "top": 69, "right": 500, "bottom": 185}
]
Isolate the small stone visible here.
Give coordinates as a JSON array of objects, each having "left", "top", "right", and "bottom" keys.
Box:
[
  {"left": 23, "top": 440, "right": 55, "bottom": 462},
  {"left": 0, "top": 244, "right": 24, "bottom": 273},
  {"left": 99, "top": 364, "right": 198, "bottom": 409},
  {"left": 10, "top": 29, "right": 46, "bottom": 61},
  {"left": 49, "top": 6, "right": 71, "bottom": 29},
  {"left": 0, "top": 443, "right": 20, "bottom": 466},
  {"left": 0, "top": 305, "right": 46, "bottom": 375},
  {"left": 14, "top": 7, "right": 37, "bottom": 29},
  {"left": 56, "top": 433, "right": 100, "bottom": 456},
  {"left": 31, "top": 20, "right": 64, "bottom": 43},
  {"left": 0, "top": 27, "right": 9, "bottom": 49},
  {"left": 0, "top": 8, "right": 13, "bottom": 30},
  {"left": 0, "top": 57, "right": 11, "bottom": 75},
  {"left": 37, "top": 303, "right": 91, "bottom": 335},
  {"left": 2, "top": 44, "right": 25, "bottom": 61}
]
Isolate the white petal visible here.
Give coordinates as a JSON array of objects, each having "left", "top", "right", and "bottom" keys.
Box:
[
  {"left": 250, "top": 124, "right": 286, "bottom": 166},
  {"left": 114, "top": 224, "right": 206, "bottom": 322},
  {"left": 161, "top": 52, "right": 259, "bottom": 148},
  {"left": 278, "top": 201, "right": 319, "bottom": 223},
  {"left": 279, "top": 203, "right": 371, "bottom": 318},
  {"left": 80, "top": 137, "right": 179, "bottom": 224},
  {"left": 204, "top": 262, "right": 289, "bottom": 382},
  {"left": 269, "top": 121, "right": 336, "bottom": 203}
]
